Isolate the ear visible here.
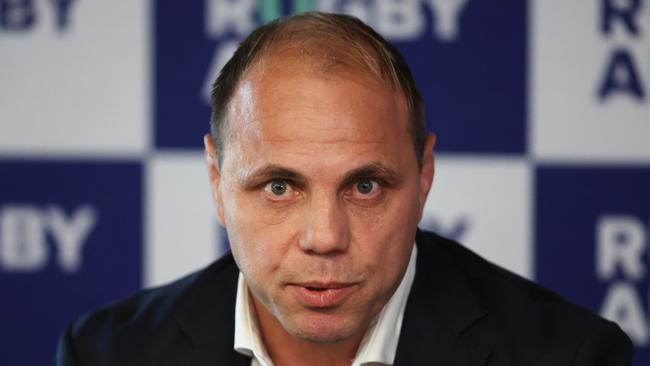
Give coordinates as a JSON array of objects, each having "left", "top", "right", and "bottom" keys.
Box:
[
  {"left": 204, "top": 134, "right": 226, "bottom": 227},
  {"left": 418, "top": 133, "right": 436, "bottom": 219}
]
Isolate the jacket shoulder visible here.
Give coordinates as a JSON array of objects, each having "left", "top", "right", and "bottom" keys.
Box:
[
  {"left": 56, "top": 253, "right": 239, "bottom": 365},
  {"left": 419, "top": 230, "right": 600, "bottom": 318},
  {"left": 415, "top": 230, "right": 633, "bottom": 364}
]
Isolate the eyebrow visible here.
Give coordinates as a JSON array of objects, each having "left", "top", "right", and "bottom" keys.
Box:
[
  {"left": 240, "top": 165, "right": 307, "bottom": 190},
  {"left": 240, "top": 161, "right": 403, "bottom": 190},
  {"left": 339, "top": 162, "right": 404, "bottom": 189}
]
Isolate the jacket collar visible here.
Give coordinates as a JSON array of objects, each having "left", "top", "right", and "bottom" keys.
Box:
[
  {"left": 173, "top": 253, "right": 251, "bottom": 365},
  {"left": 394, "top": 230, "right": 490, "bottom": 366}
]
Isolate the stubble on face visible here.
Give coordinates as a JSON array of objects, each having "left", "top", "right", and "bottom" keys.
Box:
[{"left": 214, "top": 53, "right": 427, "bottom": 350}]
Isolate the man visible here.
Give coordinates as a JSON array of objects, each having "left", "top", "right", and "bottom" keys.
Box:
[{"left": 55, "top": 12, "right": 632, "bottom": 366}]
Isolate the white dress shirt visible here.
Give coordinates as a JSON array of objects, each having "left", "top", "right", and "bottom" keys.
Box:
[{"left": 234, "top": 245, "right": 418, "bottom": 366}]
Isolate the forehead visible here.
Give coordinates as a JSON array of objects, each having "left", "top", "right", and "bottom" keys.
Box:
[{"left": 222, "top": 54, "right": 413, "bottom": 174}]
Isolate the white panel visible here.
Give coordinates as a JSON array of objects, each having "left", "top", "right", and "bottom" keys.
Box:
[
  {"left": 531, "top": 0, "right": 650, "bottom": 162},
  {"left": 145, "top": 153, "right": 224, "bottom": 287},
  {"left": 0, "top": 1, "right": 149, "bottom": 155},
  {"left": 421, "top": 156, "right": 532, "bottom": 279}
]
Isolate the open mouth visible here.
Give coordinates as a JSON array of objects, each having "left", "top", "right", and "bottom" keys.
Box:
[{"left": 306, "top": 286, "right": 328, "bottom": 292}]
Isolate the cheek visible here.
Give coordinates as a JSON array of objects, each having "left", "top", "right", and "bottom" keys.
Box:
[
  {"left": 348, "top": 187, "right": 419, "bottom": 272},
  {"left": 222, "top": 192, "right": 300, "bottom": 280},
  {"left": 349, "top": 182, "right": 421, "bottom": 232}
]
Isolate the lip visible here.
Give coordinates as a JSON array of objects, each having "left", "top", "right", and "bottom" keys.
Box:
[{"left": 289, "top": 282, "right": 357, "bottom": 308}]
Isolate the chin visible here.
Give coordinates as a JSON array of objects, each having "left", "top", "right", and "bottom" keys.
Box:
[{"left": 283, "top": 311, "right": 362, "bottom": 344}]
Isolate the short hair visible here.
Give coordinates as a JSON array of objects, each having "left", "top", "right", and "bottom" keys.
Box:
[{"left": 210, "top": 11, "right": 425, "bottom": 168}]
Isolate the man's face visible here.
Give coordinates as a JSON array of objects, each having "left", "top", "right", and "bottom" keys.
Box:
[{"left": 206, "top": 56, "right": 435, "bottom": 344}]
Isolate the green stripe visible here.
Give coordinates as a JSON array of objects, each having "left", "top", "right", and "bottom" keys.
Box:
[
  {"left": 259, "top": 0, "right": 281, "bottom": 23},
  {"left": 292, "top": 0, "right": 315, "bottom": 14},
  {"left": 259, "top": 0, "right": 316, "bottom": 23}
]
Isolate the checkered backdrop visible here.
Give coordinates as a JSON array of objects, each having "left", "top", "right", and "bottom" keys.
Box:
[{"left": 1, "top": 1, "right": 649, "bottom": 365}]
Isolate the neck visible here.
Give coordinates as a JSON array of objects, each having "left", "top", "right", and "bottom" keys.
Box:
[{"left": 251, "top": 297, "right": 365, "bottom": 366}]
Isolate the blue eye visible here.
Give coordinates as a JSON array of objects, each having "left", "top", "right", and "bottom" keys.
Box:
[
  {"left": 356, "top": 179, "right": 375, "bottom": 194},
  {"left": 269, "top": 180, "right": 288, "bottom": 196}
]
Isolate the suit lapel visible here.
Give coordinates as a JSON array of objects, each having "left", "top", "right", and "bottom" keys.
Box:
[
  {"left": 394, "top": 230, "right": 491, "bottom": 366},
  {"left": 173, "top": 253, "right": 252, "bottom": 365}
]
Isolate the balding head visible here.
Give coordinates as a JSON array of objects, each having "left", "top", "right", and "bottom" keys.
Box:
[{"left": 210, "top": 12, "right": 425, "bottom": 168}]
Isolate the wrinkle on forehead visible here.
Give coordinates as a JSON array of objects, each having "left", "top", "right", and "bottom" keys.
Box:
[
  {"left": 231, "top": 79, "right": 404, "bottom": 137},
  {"left": 258, "top": 130, "right": 393, "bottom": 146}
]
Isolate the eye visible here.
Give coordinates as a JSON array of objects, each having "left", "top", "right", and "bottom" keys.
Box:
[
  {"left": 355, "top": 179, "right": 379, "bottom": 195},
  {"left": 263, "top": 180, "right": 293, "bottom": 198}
]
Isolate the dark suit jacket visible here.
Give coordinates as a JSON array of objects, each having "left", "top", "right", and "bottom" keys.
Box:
[{"left": 55, "top": 230, "right": 633, "bottom": 365}]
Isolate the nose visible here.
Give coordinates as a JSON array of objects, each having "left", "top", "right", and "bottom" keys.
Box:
[{"left": 298, "top": 193, "right": 350, "bottom": 255}]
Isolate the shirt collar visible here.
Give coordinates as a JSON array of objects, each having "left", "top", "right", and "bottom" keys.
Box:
[
  {"left": 234, "top": 273, "right": 274, "bottom": 366},
  {"left": 234, "top": 244, "right": 418, "bottom": 366}
]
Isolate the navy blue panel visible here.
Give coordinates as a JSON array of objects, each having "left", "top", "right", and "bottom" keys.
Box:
[
  {"left": 536, "top": 166, "right": 650, "bottom": 365},
  {"left": 0, "top": 161, "right": 142, "bottom": 366},
  {"left": 155, "top": 1, "right": 526, "bottom": 154},
  {"left": 393, "top": 2, "right": 526, "bottom": 153},
  {"left": 155, "top": 0, "right": 214, "bottom": 149}
]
